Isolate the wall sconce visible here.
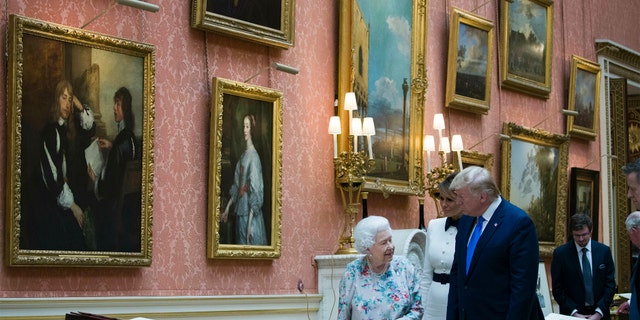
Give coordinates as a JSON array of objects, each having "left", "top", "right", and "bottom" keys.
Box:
[
  {"left": 117, "top": 0, "right": 160, "bottom": 12},
  {"left": 328, "top": 92, "right": 375, "bottom": 254},
  {"left": 82, "top": 0, "right": 160, "bottom": 28},
  {"left": 244, "top": 62, "right": 299, "bottom": 83}
]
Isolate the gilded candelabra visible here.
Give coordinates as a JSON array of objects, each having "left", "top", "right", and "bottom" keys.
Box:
[
  {"left": 333, "top": 150, "right": 375, "bottom": 254},
  {"left": 420, "top": 113, "right": 463, "bottom": 219},
  {"left": 423, "top": 151, "right": 455, "bottom": 218}
]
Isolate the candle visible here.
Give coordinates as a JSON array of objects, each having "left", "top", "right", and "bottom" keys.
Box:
[
  {"left": 423, "top": 135, "right": 435, "bottom": 172},
  {"left": 451, "top": 134, "right": 464, "bottom": 170},
  {"left": 350, "top": 117, "right": 362, "bottom": 153},
  {"left": 362, "top": 117, "right": 375, "bottom": 160},
  {"left": 344, "top": 92, "right": 358, "bottom": 134},
  {"left": 328, "top": 116, "right": 341, "bottom": 159}
]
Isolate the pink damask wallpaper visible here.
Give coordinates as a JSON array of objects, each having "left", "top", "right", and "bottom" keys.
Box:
[
  {"left": 0, "top": 0, "right": 421, "bottom": 297},
  {"left": 1, "top": 0, "right": 640, "bottom": 298}
]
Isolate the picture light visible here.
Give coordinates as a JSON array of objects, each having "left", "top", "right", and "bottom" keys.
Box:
[{"left": 117, "top": 0, "right": 160, "bottom": 13}]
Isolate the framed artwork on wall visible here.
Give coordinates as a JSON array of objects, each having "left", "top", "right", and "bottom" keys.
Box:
[
  {"left": 499, "top": 0, "right": 553, "bottom": 99},
  {"left": 501, "top": 122, "right": 569, "bottom": 257},
  {"left": 191, "top": 0, "right": 295, "bottom": 48},
  {"left": 568, "top": 168, "right": 600, "bottom": 241},
  {"left": 208, "top": 77, "right": 282, "bottom": 259},
  {"left": 566, "top": 55, "right": 601, "bottom": 140},
  {"left": 5, "top": 15, "right": 155, "bottom": 266},
  {"left": 445, "top": 7, "right": 494, "bottom": 115},
  {"left": 336, "top": 0, "right": 428, "bottom": 196},
  {"left": 453, "top": 150, "right": 494, "bottom": 172}
]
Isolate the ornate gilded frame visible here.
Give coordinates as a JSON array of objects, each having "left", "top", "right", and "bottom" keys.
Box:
[
  {"left": 499, "top": 0, "right": 553, "bottom": 99},
  {"left": 445, "top": 7, "right": 494, "bottom": 115},
  {"left": 567, "top": 55, "right": 601, "bottom": 140},
  {"left": 337, "top": 0, "right": 427, "bottom": 196},
  {"left": 5, "top": 15, "right": 155, "bottom": 266},
  {"left": 500, "top": 122, "right": 568, "bottom": 257},
  {"left": 191, "top": 0, "right": 295, "bottom": 48},
  {"left": 208, "top": 77, "right": 282, "bottom": 259},
  {"left": 569, "top": 167, "right": 600, "bottom": 241},
  {"left": 453, "top": 150, "right": 494, "bottom": 172}
]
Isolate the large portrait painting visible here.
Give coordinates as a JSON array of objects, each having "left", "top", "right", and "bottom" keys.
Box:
[
  {"left": 501, "top": 122, "right": 569, "bottom": 257},
  {"left": 499, "top": 0, "right": 553, "bottom": 99},
  {"left": 191, "top": 0, "right": 295, "bottom": 48},
  {"left": 337, "top": 0, "right": 427, "bottom": 196},
  {"left": 5, "top": 15, "right": 155, "bottom": 266},
  {"left": 208, "top": 77, "right": 282, "bottom": 259}
]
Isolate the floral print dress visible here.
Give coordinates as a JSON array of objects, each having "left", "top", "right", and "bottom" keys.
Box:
[{"left": 338, "top": 256, "right": 424, "bottom": 320}]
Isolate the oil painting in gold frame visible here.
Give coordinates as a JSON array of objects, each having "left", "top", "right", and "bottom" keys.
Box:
[
  {"left": 337, "top": 0, "right": 427, "bottom": 196},
  {"left": 499, "top": 0, "right": 553, "bottom": 99},
  {"left": 445, "top": 7, "right": 494, "bottom": 115},
  {"left": 566, "top": 55, "right": 601, "bottom": 140},
  {"left": 500, "top": 122, "right": 568, "bottom": 257},
  {"left": 191, "top": 0, "right": 295, "bottom": 48},
  {"left": 453, "top": 150, "right": 494, "bottom": 172},
  {"left": 5, "top": 15, "right": 155, "bottom": 266},
  {"left": 208, "top": 77, "right": 282, "bottom": 259}
]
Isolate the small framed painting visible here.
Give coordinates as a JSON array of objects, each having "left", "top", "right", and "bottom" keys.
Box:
[
  {"left": 445, "top": 7, "right": 494, "bottom": 115},
  {"left": 566, "top": 55, "right": 601, "bottom": 140}
]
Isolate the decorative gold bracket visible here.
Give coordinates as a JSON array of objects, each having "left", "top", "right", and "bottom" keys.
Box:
[{"left": 334, "top": 150, "right": 375, "bottom": 254}]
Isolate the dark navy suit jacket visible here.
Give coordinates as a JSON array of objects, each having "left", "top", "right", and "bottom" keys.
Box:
[
  {"left": 631, "top": 260, "right": 640, "bottom": 319},
  {"left": 446, "top": 197, "right": 544, "bottom": 320},
  {"left": 551, "top": 239, "right": 616, "bottom": 319}
]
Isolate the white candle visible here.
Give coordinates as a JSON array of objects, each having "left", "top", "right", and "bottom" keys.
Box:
[
  {"left": 328, "top": 116, "right": 342, "bottom": 159},
  {"left": 362, "top": 117, "right": 375, "bottom": 160},
  {"left": 451, "top": 134, "right": 464, "bottom": 170},
  {"left": 423, "top": 135, "right": 435, "bottom": 172},
  {"left": 353, "top": 136, "right": 358, "bottom": 153},
  {"left": 351, "top": 117, "right": 362, "bottom": 153}
]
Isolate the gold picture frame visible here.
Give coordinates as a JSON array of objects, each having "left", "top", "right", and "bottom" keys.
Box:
[
  {"left": 337, "top": 0, "right": 428, "bottom": 196},
  {"left": 566, "top": 55, "right": 601, "bottom": 140},
  {"left": 191, "top": 0, "right": 295, "bottom": 49},
  {"left": 208, "top": 77, "right": 282, "bottom": 259},
  {"left": 445, "top": 7, "right": 494, "bottom": 115},
  {"left": 499, "top": 0, "right": 553, "bottom": 99},
  {"left": 500, "top": 122, "right": 569, "bottom": 257},
  {"left": 569, "top": 168, "right": 600, "bottom": 241},
  {"left": 5, "top": 15, "right": 155, "bottom": 266},
  {"left": 453, "top": 150, "right": 494, "bottom": 172}
]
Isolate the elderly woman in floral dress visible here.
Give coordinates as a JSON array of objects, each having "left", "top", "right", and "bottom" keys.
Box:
[{"left": 338, "top": 216, "right": 424, "bottom": 320}]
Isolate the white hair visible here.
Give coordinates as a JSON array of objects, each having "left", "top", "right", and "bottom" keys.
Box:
[{"left": 353, "top": 216, "right": 391, "bottom": 254}]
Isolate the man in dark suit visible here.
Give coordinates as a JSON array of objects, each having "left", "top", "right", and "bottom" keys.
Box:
[
  {"left": 618, "top": 158, "right": 640, "bottom": 319},
  {"left": 446, "top": 166, "right": 544, "bottom": 320},
  {"left": 620, "top": 211, "right": 640, "bottom": 319},
  {"left": 551, "top": 213, "right": 616, "bottom": 319}
]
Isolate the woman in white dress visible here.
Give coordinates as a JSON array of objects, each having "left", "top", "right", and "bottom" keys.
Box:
[{"left": 422, "top": 173, "right": 462, "bottom": 319}]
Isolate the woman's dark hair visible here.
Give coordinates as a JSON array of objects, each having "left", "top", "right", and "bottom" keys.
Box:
[
  {"left": 114, "top": 87, "right": 135, "bottom": 131},
  {"left": 244, "top": 113, "right": 257, "bottom": 139}
]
